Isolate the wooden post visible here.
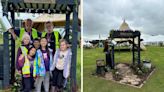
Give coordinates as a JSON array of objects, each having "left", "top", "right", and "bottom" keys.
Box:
[
  {"left": 138, "top": 34, "right": 141, "bottom": 65},
  {"left": 65, "top": 12, "right": 71, "bottom": 43},
  {"left": 132, "top": 36, "right": 135, "bottom": 64},
  {"left": 111, "top": 45, "right": 115, "bottom": 69},
  {"left": 10, "top": 10, "right": 16, "bottom": 84},
  {"left": 2, "top": 0, "right": 10, "bottom": 88},
  {"left": 3, "top": 32, "right": 10, "bottom": 88},
  {"left": 71, "top": 4, "right": 78, "bottom": 92}
]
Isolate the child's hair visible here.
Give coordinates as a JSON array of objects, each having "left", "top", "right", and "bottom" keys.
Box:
[
  {"left": 32, "top": 38, "right": 40, "bottom": 48},
  {"left": 22, "top": 33, "right": 31, "bottom": 41},
  {"left": 40, "top": 37, "right": 50, "bottom": 55},
  {"left": 33, "top": 38, "right": 40, "bottom": 42},
  {"left": 28, "top": 46, "right": 36, "bottom": 58},
  {"left": 40, "top": 37, "right": 48, "bottom": 46},
  {"left": 59, "top": 39, "right": 70, "bottom": 50},
  {"left": 22, "top": 33, "right": 31, "bottom": 45},
  {"left": 59, "top": 39, "right": 68, "bottom": 45}
]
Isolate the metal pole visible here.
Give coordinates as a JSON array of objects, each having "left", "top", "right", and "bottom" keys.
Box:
[{"left": 71, "top": 4, "right": 78, "bottom": 92}]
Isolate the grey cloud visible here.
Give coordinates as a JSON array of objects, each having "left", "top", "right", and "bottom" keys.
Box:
[{"left": 84, "top": 0, "right": 164, "bottom": 39}]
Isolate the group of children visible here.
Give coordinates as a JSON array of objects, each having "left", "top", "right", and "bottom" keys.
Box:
[{"left": 16, "top": 33, "right": 72, "bottom": 92}]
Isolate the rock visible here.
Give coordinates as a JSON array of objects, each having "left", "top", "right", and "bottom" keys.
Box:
[
  {"left": 105, "top": 72, "right": 113, "bottom": 80},
  {"left": 116, "top": 63, "right": 127, "bottom": 69},
  {"left": 125, "top": 75, "right": 130, "bottom": 78},
  {"left": 123, "top": 77, "right": 130, "bottom": 80},
  {"left": 135, "top": 78, "right": 141, "bottom": 82},
  {"left": 128, "top": 79, "right": 133, "bottom": 83},
  {"left": 105, "top": 63, "right": 151, "bottom": 87},
  {"left": 131, "top": 81, "right": 139, "bottom": 85},
  {"left": 120, "top": 79, "right": 127, "bottom": 83},
  {"left": 132, "top": 75, "right": 137, "bottom": 78}
]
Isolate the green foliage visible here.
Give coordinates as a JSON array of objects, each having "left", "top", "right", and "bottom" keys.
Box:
[
  {"left": 112, "top": 69, "right": 122, "bottom": 81},
  {"left": 131, "top": 61, "right": 154, "bottom": 76},
  {"left": 11, "top": 74, "right": 21, "bottom": 92}
]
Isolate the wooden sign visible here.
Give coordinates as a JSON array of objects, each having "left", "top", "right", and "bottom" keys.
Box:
[
  {"left": 24, "top": 0, "right": 56, "bottom": 4},
  {"left": 110, "top": 31, "right": 140, "bottom": 38}
]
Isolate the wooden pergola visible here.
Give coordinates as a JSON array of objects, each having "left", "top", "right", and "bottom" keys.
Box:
[
  {"left": 0, "top": 0, "right": 80, "bottom": 91},
  {"left": 110, "top": 30, "right": 141, "bottom": 68}
]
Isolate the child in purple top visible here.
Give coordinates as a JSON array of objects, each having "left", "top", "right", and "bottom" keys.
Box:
[
  {"left": 18, "top": 47, "right": 36, "bottom": 92},
  {"left": 35, "top": 37, "right": 52, "bottom": 92},
  {"left": 16, "top": 33, "right": 31, "bottom": 91},
  {"left": 16, "top": 33, "right": 31, "bottom": 72},
  {"left": 42, "top": 49, "right": 50, "bottom": 71}
]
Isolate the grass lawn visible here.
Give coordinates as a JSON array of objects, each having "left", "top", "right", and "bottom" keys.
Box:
[
  {"left": 0, "top": 35, "right": 3, "bottom": 44},
  {"left": 77, "top": 48, "right": 81, "bottom": 90},
  {"left": 84, "top": 46, "right": 164, "bottom": 92}
]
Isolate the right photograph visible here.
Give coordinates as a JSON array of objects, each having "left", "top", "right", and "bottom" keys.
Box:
[{"left": 83, "top": 0, "right": 164, "bottom": 92}]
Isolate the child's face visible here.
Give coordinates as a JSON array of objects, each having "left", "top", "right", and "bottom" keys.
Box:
[
  {"left": 29, "top": 48, "right": 36, "bottom": 56},
  {"left": 33, "top": 41, "right": 40, "bottom": 49},
  {"left": 40, "top": 38, "right": 48, "bottom": 47},
  {"left": 60, "top": 42, "right": 67, "bottom": 51},
  {"left": 23, "top": 37, "right": 30, "bottom": 45}
]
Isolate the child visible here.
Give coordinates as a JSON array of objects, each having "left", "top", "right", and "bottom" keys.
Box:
[
  {"left": 18, "top": 46, "right": 36, "bottom": 92},
  {"left": 50, "top": 39, "right": 72, "bottom": 92},
  {"left": 17, "top": 33, "right": 31, "bottom": 72},
  {"left": 35, "top": 37, "right": 53, "bottom": 92},
  {"left": 16, "top": 33, "right": 31, "bottom": 91},
  {"left": 30, "top": 38, "right": 41, "bottom": 89},
  {"left": 33, "top": 38, "right": 40, "bottom": 50}
]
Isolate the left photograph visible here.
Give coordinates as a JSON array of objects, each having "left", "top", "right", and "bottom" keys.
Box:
[{"left": 0, "top": 0, "right": 81, "bottom": 92}]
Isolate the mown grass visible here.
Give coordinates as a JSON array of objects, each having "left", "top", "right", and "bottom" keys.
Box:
[
  {"left": 0, "top": 34, "right": 3, "bottom": 44},
  {"left": 84, "top": 46, "right": 164, "bottom": 92},
  {"left": 77, "top": 48, "right": 81, "bottom": 91}
]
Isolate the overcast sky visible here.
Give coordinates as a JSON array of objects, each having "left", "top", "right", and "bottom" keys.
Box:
[
  {"left": 0, "top": 2, "right": 38, "bottom": 20},
  {"left": 84, "top": 0, "right": 164, "bottom": 40}
]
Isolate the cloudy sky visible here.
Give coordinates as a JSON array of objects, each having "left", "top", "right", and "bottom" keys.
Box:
[
  {"left": 84, "top": 0, "right": 164, "bottom": 40},
  {"left": 0, "top": 2, "right": 38, "bottom": 20}
]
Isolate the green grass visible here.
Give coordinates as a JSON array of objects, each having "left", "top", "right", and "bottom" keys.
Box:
[
  {"left": 84, "top": 46, "right": 164, "bottom": 92},
  {"left": 77, "top": 48, "right": 81, "bottom": 90},
  {"left": 0, "top": 34, "right": 3, "bottom": 44}
]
